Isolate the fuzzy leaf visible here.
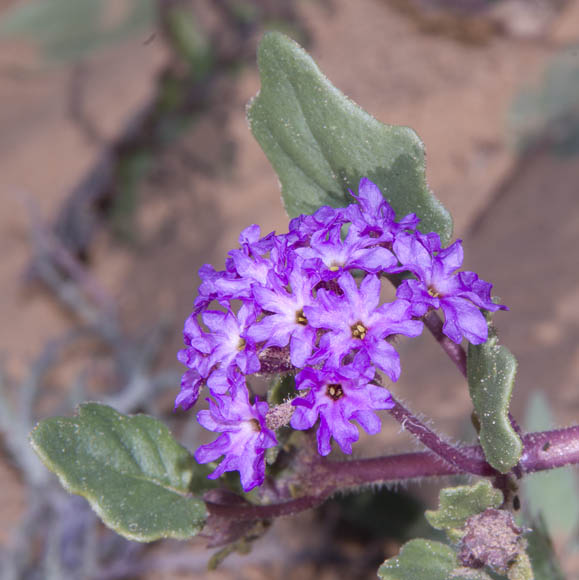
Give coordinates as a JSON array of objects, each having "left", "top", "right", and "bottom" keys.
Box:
[
  {"left": 467, "top": 322, "right": 522, "bottom": 473},
  {"left": 248, "top": 32, "right": 452, "bottom": 244},
  {"left": 525, "top": 515, "right": 566, "bottom": 580},
  {"left": 508, "top": 551, "right": 535, "bottom": 580},
  {"left": 377, "top": 539, "right": 457, "bottom": 580},
  {"left": 450, "top": 570, "right": 494, "bottom": 580},
  {"left": 426, "top": 480, "right": 503, "bottom": 533},
  {"left": 30, "top": 403, "right": 207, "bottom": 542}
]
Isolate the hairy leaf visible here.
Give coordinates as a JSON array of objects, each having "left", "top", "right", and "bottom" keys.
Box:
[
  {"left": 467, "top": 321, "right": 522, "bottom": 473},
  {"left": 30, "top": 403, "right": 207, "bottom": 542},
  {"left": 508, "top": 551, "right": 534, "bottom": 580},
  {"left": 525, "top": 515, "right": 566, "bottom": 580},
  {"left": 426, "top": 480, "right": 503, "bottom": 534},
  {"left": 378, "top": 539, "right": 457, "bottom": 580},
  {"left": 248, "top": 32, "right": 452, "bottom": 243}
]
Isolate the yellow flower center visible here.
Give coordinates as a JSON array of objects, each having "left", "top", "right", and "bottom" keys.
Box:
[
  {"left": 326, "top": 383, "right": 344, "bottom": 401},
  {"left": 428, "top": 285, "right": 440, "bottom": 298},
  {"left": 295, "top": 309, "right": 308, "bottom": 325},
  {"left": 351, "top": 321, "right": 367, "bottom": 340}
]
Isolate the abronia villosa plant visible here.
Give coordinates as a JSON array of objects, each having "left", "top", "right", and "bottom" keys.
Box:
[{"left": 31, "top": 33, "right": 578, "bottom": 579}]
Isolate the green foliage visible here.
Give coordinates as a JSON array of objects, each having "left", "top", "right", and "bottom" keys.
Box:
[
  {"left": 452, "top": 571, "right": 494, "bottom": 580},
  {"left": 467, "top": 320, "right": 522, "bottom": 473},
  {"left": 378, "top": 539, "right": 458, "bottom": 580},
  {"left": 507, "top": 552, "right": 534, "bottom": 580},
  {"left": 247, "top": 32, "right": 452, "bottom": 244},
  {"left": 525, "top": 515, "right": 566, "bottom": 580},
  {"left": 426, "top": 480, "right": 503, "bottom": 537},
  {"left": 30, "top": 403, "right": 207, "bottom": 542},
  {"left": 0, "top": 0, "right": 155, "bottom": 63},
  {"left": 377, "top": 539, "right": 493, "bottom": 580}
]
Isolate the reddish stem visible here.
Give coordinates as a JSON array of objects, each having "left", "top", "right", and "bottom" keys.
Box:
[
  {"left": 387, "top": 398, "right": 495, "bottom": 476},
  {"left": 206, "top": 494, "right": 323, "bottom": 520},
  {"left": 422, "top": 310, "right": 524, "bottom": 443},
  {"left": 204, "top": 426, "right": 579, "bottom": 522},
  {"left": 520, "top": 425, "right": 579, "bottom": 473}
]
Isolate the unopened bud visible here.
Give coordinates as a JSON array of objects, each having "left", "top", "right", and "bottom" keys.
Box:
[{"left": 266, "top": 401, "right": 295, "bottom": 430}]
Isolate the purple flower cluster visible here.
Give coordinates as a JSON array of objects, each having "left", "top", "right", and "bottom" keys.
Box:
[{"left": 177, "top": 178, "right": 506, "bottom": 491}]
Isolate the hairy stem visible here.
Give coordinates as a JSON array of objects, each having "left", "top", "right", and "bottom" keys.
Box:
[
  {"left": 204, "top": 426, "right": 579, "bottom": 522},
  {"left": 205, "top": 494, "right": 323, "bottom": 520},
  {"left": 520, "top": 425, "right": 579, "bottom": 473},
  {"left": 422, "top": 309, "right": 524, "bottom": 442},
  {"left": 387, "top": 398, "right": 495, "bottom": 475}
]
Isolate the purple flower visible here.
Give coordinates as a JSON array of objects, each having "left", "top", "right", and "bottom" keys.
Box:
[
  {"left": 202, "top": 303, "right": 261, "bottom": 394},
  {"left": 247, "top": 265, "right": 319, "bottom": 367},
  {"left": 177, "top": 178, "right": 511, "bottom": 491},
  {"left": 225, "top": 253, "right": 271, "bottom": 292},
  {"left": 177, "top": 302, "right": 262, "bottom": 399},
  {"left": 237, "top": 224, "right": 275, "bottom": 256},
  {"left": 194, "top": 374, "right": 277, "bottom": 492},
  {"left": 288, "top": 205, "right": 345, "bottom": 241},
  {"left": 296, "top": 222, "right": 397, "bottom": 280},
  {"left": 305, "top": 273, "right": 423, "bottom": 380},
  {"left": 345, "top": 178, "right": 419, "bottom": 243},
  {"left": 194, "top": 263, "right": 253, "bottom": 310},
  {"left": 194, "top": 226, "right": 277, "bottom": 309},
  {"left": 177, "top": 313, "right": 214, "bottom": 378},
  {"left": 290, "top": 360, "right": 394, "bottom": 455},
  {"left": 201, "top": 304, "right": 259, "bottom": 375},
  {"left": 175, "top": 369, "right": 204, "bottom": 410},
  {"left": 394, "top": 233, "right": 507, "bottom": 344}
]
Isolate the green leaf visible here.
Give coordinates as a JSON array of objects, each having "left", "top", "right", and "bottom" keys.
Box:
[
  {"left": 525, "top": 515, "right": 566, "bottom": 580},
  {"left": 378, "top": 539, "right": 457, "bottom": 580},
  {"left": 450, "top": 571, "right": 494, "bottom": 580},
  {"left": 248, "top": 32, "right": 452, "bottom": 244},
  {"left": 467, "top": 321, "right": 522, "bottom": 473},
  {"left": 378, "top": 540, "right": 494, "bottom": 579},
  {"left": 507, "top": 551, "right": 534, "bottom": 580},
  {"left": 30, "top": 403, "right": 207, "bottom": 542},
  {"left": 426, "top": 480, "right": 503, "bottom": 533}
]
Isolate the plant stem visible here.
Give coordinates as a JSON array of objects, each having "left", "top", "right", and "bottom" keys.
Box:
[
  {"left": 204, "top": 425, "right": 579, "bottom": 522},
  {"left": 387, "top": 398, "right": 494, "bottom": 476},
  {"left": 422, "top": 310, "right": 524, "bottom": 442},
  {"left": 205, "top": 494, "right": 323, "bottom": 520},
  {"left": 520, "top": 425, "right": 579, "bottom": 473}
]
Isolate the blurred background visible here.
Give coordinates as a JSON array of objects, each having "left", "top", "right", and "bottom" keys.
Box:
[{"left": 0, "top": 0, "right": 578, "bottom": 578}]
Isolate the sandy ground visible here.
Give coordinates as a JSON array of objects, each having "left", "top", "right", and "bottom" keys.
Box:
[{"left": 1, "top": 0, "right": 578, "bottom": 577}]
